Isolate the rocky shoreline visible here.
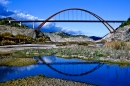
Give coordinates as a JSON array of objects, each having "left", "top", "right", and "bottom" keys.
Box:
[{"left": 0, "top": 75, "right": 95, "bottom": 86}]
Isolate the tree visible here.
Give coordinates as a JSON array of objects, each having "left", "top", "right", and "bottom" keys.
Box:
[
  {"left": 0, "top": 19, "right": 8, "bottom": 25},
  {"left": 119, "top": 17, "right": 130, "bottom": 27},
  {"left": 38, "top": 38, "right": 45, "bottom": 42}
]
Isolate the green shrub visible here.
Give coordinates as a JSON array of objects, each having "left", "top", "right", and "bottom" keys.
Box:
[
  {"left": 93, "top": 50, "right": 105, "bottom": 57},
  {"left": 0, "top": 19, "right": 8, "bottom": 25},
  {"left": 38, "top": 38, "right": 45, "bottom": 42},
  {"left": 10, "top": 23, "right": 20, "bottom": 27},
  {"left": 119, "top": 17, "right": 130, "bottom": 27}
]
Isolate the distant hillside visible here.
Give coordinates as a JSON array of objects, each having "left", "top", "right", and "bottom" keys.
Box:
[
  {"left": 0, "top": 17, "right": 15, "bottom": 21},
  {"left": 53, "top": 32, "right": 88, "bottom": 38},
  {"left": 43, "top": 32, "right": 93, "bottom": 42},
  {"left": 89, "top": 36, "right": 102, "bottom": 41}
]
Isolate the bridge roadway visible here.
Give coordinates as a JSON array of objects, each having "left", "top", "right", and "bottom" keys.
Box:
[{"left": 9, "top": 20, "right": 125, "bottom": 23}]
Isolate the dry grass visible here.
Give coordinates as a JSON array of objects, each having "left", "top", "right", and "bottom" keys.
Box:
[
  {"left": 126, "top": 42, "right": 130, "bottom": 48},
  {"left": 104, "top": 41, "right": 130, "bottom": 50},
  {"left": 0, "top": 57, "right": 37, "bottom": 66},
  {"left": 104, "top": 41, "right": 121, "bottom": 47},
  {"left": 0, "top": 52, "right": 13, "bottom": 57}
]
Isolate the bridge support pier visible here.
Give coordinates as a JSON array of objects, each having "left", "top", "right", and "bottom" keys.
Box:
[
  {"left": 19, "top": 22, "right": 21, "bottom": 27},
  {"left": 9, "top": 21, "right": 11, "bottom": 24},
  {"left": 33, "top": 22, "right": 34, "bottom": 29}
]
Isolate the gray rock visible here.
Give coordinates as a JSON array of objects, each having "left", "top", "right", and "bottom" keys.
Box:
[
  {"left": 44, "top": 32, "right": 94, "bottom": 42},
  {"left": 102, "top": 25, "right": 130, "bottom": 42},
  {"left": 0, "top": 25, "right": 36, "bottom": 38},
  {"left": 0, "top": 25, "right": 94, "bottom": 43}
]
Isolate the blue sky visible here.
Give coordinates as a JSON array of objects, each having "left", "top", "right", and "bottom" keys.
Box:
[{"left": 0, "top": 0, "right": 130, "bottom": 37}]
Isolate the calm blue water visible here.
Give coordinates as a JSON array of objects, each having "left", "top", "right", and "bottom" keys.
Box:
[{"left": 0, "top": 56, "right": 130, "bottom": 86}]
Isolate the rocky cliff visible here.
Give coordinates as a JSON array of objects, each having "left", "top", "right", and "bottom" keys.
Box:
[
  {"left": 0, "top": 25, "right": 36, "bottom": 38},
  {"left": 0, "top": 25, "right": 93, "bottom": 42},
  {"left": 102, "top": 25, "right": 130, "bottom": 42}
]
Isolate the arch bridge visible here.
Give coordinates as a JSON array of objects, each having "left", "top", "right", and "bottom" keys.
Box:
[
  {"left": 9, "top": 8, "right": 125, "bottom": 33},
  {"left": 36, "top": 8, "right": 121, "bottom": 33}
]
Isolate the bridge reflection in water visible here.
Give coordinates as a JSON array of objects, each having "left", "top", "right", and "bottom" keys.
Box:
[
  {"left": 1, "top": 56, "right": 130, "bottom": 86},
  {"left": 36, "top": 56, "right": 104, "bottom": 76}
]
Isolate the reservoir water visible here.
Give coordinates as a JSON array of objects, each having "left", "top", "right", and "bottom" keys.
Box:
[{"left": 0, "top": 55, "right": 130, "bottom": 86}]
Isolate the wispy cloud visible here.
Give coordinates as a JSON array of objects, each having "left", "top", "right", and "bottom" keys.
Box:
[
  {"left": 40, "top": 23, "right": 62, "bottom": 32},
  {"left": 0, "top": 0, "right": 40, "bottom": 20},
  {"left": 0, "top": 0, "right": 10, "bottom": 5},
  {"left": 12, "top": 11, "right": 39, "bottom": 20},
  {"left": 0, "top": 0, "right": 14, "bottom": 17},
  {"left": 39, "top": 23, "right": 83, "bottom": 35},
  {"left": 62, "top": 28, "right": 83, "bottom": 35}
]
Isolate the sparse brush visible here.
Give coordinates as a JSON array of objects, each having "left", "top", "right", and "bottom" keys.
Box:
[
  {"left": 38, "top": 37, "right": 45, "bottom": 42},
  {"left": 113, "top": 42, "right": 121, "bottom": 50},
  {"left": 104, "top": 41, "right": 129, "bottom": 50},
  {"left": 1, "top": 40, "right": 15, "bottom": 45}
]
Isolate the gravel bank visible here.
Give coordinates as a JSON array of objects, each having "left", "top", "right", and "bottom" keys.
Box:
[
  {"left": 0, "top": 75, "right": 95, "bottom": 86},
  {"left": 0, "top": 44, "right": 57, "bottom": 52}
]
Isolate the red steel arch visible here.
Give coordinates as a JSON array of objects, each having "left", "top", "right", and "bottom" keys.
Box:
[{"left": 36, "top": 8, "right": 115, "bottom": 33}]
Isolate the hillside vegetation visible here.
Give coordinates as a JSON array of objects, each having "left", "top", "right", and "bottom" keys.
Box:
[
  {"left": 119, "top": 18, "right": 130, "bottom": 27},
  {"left": 0, "top": 17, "right": 28, "bottom": 28},
  {"left": 55, "top": 32, "right": 89, "bottom": 38},
  {"left": 102, "top": 17, "right": 130, "bottom": 42}
]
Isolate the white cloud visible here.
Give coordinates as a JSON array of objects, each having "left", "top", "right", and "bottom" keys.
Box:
[
  {"left": 62, "top": 27, "right": 83, "bottom": 35},
  {"left": 0, "top": 0, "right": 10, "bottom": 5},
  {"left": 11, "top": 10, "right": 39, "bottom": 20},
  {"left": 39, "top": 22, "right": 84, "bottom": 35},
  {"left": 10, "top": 10, "right": 51, "bottom": 26},
  {"left": 0, "top": 1, "right": 84, "bottom": 35},
  {"left": 16, "top": 13, "right": 39, "bottom": 20}
]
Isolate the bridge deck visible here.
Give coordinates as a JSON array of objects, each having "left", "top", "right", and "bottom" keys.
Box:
[{"left": 9, "top": 20, "right": 125, "bottom": 23}]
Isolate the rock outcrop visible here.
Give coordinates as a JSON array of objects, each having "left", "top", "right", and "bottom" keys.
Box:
[
  {"left": 102, "top": 25, "right": 130, "bottom": 42},
  {"left": 44, "top": 32, "right": 93, "bottom": 42},
  {"left": 0, "top": 25, "right": 36, "bottom": 38},
  {"left": 0, "top": 25, "right": 93, "bottom": 42}
]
